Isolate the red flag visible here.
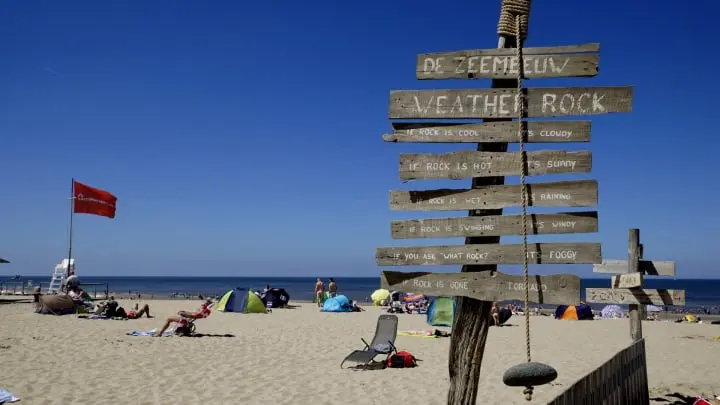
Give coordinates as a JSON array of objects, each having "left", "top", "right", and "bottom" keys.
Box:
[{"left": 73, "top": 181, "right": 117, "bottom": 219}]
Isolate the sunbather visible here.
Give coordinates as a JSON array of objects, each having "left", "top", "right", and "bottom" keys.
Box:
[
  {"left": 153, "top": 300, "right": 211, "bottom": 337},
  {"left": 126, "top": 304, "right": 151, "bottom": 319}
]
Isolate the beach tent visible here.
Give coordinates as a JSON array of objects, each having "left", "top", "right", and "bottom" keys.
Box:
[
  {"left": 555, "top": 304, "right": 593, "bottom": 320},
  {"left": 601, "top": 304, "right": 624, "bottom": 319},
  {"left": 427, "top": 297, "right": 455, "bottom": 327},
  {"left": 215, "top": 288, "right": 267, "bottom": 313},
  {"left": 36, "top": 294, "right": 76, "bottom": 315},
  {"left": 371, "top": 289, "right": 390, "bottom": 306},
  {"left": 321, "top": 295, "right": 354, "bottom": 312},
  {"left": 646, "top": 305, "right": 663, "bottom": 312},
  {"left": 263, "top": 288, "right": 290, "bottom": 308}
]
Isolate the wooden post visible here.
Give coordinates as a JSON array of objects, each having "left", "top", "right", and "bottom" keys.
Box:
[
  {"left": 446, "top": 34, "right": 515, "bottom": 405},
  {"left": 628, "top": 228, "right": 642, "bottom": 340}
]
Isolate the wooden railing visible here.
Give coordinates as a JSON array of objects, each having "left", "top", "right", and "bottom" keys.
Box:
[{"left": 547, "top": 338, "right": 649, "bottom": 405}]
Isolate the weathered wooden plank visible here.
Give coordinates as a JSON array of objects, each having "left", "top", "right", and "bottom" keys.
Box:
[
  {"left": 376, "top": 242, "right": 601, "bottom": 266},
  {"left": 384, "top": 121, "right": 591, "bottom": 143},
  {"left": 417, "top": 43, "right": 599, "bottom": 80},
  {"left": 400, "top": 150, "right": 592, "bottom": 180},
  {"left": 611, "top": 273, "right": 643, "bottom": 289},
  {"left": 391, "top": 211, "right": 598, "bottom": 239},
  {"left": 585, "top": 288, "right": 685, "bottom": 306},
  {"left": 593, "top": 259, "right": 676, "bottom": 277},
  {"left": 380, "top": 271, "right": 581, "bottom": 305},
  {"left": 390, "top": 180, "right": 597, "bottom": 211},
  {"left": 389, "top": 87, "right": 633, "bottom": 119}
]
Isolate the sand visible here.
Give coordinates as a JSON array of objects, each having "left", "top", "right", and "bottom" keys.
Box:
[{"left": 1, "top": 299, "right": 718, "bottom": 405}]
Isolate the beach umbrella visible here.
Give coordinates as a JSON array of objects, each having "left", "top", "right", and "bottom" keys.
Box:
[
  {"left": 371, "top": 289, "right": 390, "bottom": 305},
  {"left": 0, "top": 258, "right": 9, "bottom": 264},
  {"left": 601, "top": 304, "right": 624, "bottom": 319},
  {"left": 646, "top": 305, "right": 663, "bottom": 312}
]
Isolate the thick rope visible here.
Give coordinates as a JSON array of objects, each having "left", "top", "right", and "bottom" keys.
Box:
[
  {"left": 498, "top": 0, "right": 531, "bottom": 39},
  {"left": 514, "top": 14, "right": 534, "bottom": 402}
]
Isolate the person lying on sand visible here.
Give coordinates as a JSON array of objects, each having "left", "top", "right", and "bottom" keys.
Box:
[
  {"left": 153, "top": 300, "right": 212, "bottom": 337},
  {"left": 125, "top": 304, "right": 151, "bottom": 319}
]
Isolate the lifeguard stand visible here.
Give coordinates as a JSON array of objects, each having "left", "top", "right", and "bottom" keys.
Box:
[{"left": 47, "top": 258, "right": 74, "bottom": 293}]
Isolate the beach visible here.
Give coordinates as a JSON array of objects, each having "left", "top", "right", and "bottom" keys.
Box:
[{"left": 1, "top": 299, "right": 718, "bottom": 405}]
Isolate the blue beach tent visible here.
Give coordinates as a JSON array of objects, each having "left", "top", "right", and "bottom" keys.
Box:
[{"left": 321, "top": 295, "right": 354, "bottom": 312}]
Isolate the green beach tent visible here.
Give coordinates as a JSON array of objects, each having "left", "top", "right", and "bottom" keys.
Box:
[
  {"left": 427, "top": 297, "right": 455, "bottom": 327},
  {"left": 215, "top": 288, "right": 267, "bottom": 313}
]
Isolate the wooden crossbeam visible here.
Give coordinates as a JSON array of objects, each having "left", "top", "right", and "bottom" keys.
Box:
[{"left": 593, "top": 259, "right": 676, "bottom": 277}]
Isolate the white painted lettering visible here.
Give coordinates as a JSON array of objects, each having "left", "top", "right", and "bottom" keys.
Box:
[
  {"left": 420, "top": 226, "right": 440, "bottom": 233},
  {"left": 425, "top": 162, "right": 451, "bottom": 171},
  {"left": 549, "top": 250, "right": 578, "bottom": 260},
  {"left": 466, "top": 252, "right": 489, "bottom": 261},
  {"left": 507, "top": 282, "right": 549, "bottom": 292},
  {"left": 459, "top": 223, "right": 494, "bottom": 232},
  {"left": 449, "top": 281, "right": 469, "bottom": 290},
  {"left": 540, "top": 193, "right": 572, "bottom": 201},
  {"left": 552, "top": 221, "right": 576, "bottom": 229},
  {"left": 546, "top": 160, "right": 577, "bottom": 170}
]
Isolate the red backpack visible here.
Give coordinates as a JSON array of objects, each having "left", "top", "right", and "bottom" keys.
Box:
[{"left": 387, "top": 351, "right": 417, "bottom": 368}]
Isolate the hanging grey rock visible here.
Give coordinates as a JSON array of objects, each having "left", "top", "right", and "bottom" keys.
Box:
[{"left": 503, "top": 362, "right": 558, "bottom": 387}]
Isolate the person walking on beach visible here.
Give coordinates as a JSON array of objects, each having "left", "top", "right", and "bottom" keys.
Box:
[
  {"left": 328, "top": 278, "right": 337, "bottom": 298},
  {"left": 315, "top": 278, "right": 325, "bottom": 307}
]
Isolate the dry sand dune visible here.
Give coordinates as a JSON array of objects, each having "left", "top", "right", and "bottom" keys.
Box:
[{"left": 1, "top": 300, "right": 718, "bottom": 404}]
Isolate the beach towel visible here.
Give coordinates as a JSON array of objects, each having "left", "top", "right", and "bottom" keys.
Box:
[
  {"left": 0, "top": 387, "right": 20, "bottom": 403},
  {"left": 126, "top": 328, "right": 174, "bottom": 337},
  {"left": 398, "top": 330, "right": 438, "bottom": 338}
]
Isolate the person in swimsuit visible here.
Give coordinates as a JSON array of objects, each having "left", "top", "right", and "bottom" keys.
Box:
[
  {"left": 315, "top": 278, "right": 325, "bottom": 307},
  {"left": 153, "top": 300, "right": 211, "bottom": 337},
  {"left": 328, "top": 278, "right": 337, "bottom": 298},
  {"left": 125, "top": 303, "right": 152, "bottom": 319},
  {"left": 491, "top": 302, "right": 501, "bottom": 326}
]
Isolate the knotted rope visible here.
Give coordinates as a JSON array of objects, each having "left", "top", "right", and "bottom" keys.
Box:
[{"left": 498, "top": 0, "right": 530, "bottom": 40}]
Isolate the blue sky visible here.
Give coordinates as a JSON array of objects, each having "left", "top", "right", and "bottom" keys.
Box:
[{"left": 2, "top": 0, "right": 718, "bottom": 278}]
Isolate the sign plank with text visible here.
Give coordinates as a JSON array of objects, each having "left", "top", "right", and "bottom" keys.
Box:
[
  {"left": 389, "top": 87, "right": 633, "bottom": 119},
  {"left": 390, "top": 180, "right": 598, "bottom": 211},
  {"left": 376, "top": 242, "right": 601, "bottom": 266},
  {"left": 391, "top": 211, "right": 598, "bottom": 239},
  {"left": 380, "top": 271, "right": 581, "bottom": 305},
  {"left": 384, "top": 121, "right": 591, "bottom": 143},
  {"left": 400, "top": 150, "right": 591, "bottom": 180},
  {"left": 417, "top": 43, "right": 599, "bottom": 80}
]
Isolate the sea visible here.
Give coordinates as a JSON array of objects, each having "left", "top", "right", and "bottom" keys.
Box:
[{"left": 3, "top": 276, "right": 719, "bottom": 312}]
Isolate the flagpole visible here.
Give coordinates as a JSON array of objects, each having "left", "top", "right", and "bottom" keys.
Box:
[{"left": 67, "top": 178, "right": 75, "bottom": 278}]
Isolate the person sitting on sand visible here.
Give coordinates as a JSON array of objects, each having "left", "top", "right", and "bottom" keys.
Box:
[
  {"left": 491, "top": 302, "right": 501, "bottom": 326},
  {"left": 153, "top": 300, "right": 212, "bottom": 337},
  {"left": 314, "top": 278, "right": 325, "bottom": 308}
]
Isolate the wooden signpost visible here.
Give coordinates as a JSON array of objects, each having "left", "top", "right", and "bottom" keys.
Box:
[
  {"left": 585, "top": 228, "right": 685, "bottom": 340},
  {"left": 374, "top": 3, "right": 633, "bottom": 404}
]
